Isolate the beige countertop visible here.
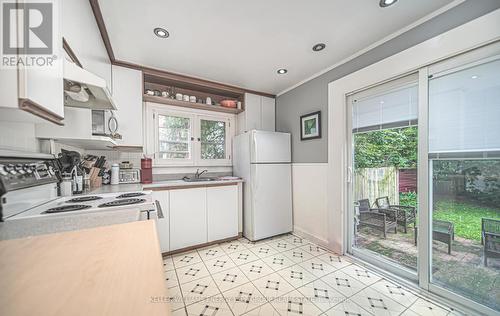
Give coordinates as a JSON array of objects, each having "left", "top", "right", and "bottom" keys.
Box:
[
  {"left": 143, "top": 179, "right": 244, "bottom": 190},
  {"left": 88, "top": 179, "right": 243, "bottom": 194},
  {"left": 0, "top": 221, "right": 170, "bottom": 316}
]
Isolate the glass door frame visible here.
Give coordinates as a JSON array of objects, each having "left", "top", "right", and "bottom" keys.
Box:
[
  {"left": 346, "top": 43, "right": 500, "bottom": 316},
  {"left": 419, "top": 45, "right": 500, "bottom": 316},
  {"left": 345, "top": 73, "right": 420, "bottom": 283}
]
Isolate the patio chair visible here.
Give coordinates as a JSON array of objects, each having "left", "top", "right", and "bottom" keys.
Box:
[
  {"left": 375, "top": 196, "right": 417, "bottom": 233},
  {"left": 481, "top": 218, "right": 500, "bottom": 267},
  {"left": 356, "top": 199, "right": 397, "bottom": 238},
  {"left": 414, "top": 220, "right": 454, "bottom": 254}
]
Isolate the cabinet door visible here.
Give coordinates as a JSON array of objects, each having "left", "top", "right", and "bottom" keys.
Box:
[
  {"left": 261, "top": 96, "right": 275, "bottom": 131},
  {"left": 207, "top": 185, "right": 238, "bottom": 242},
  {"left": 13, "top": 0, "right": 64, "bottom": 121},
  {"left": 62, "top": 0, "right": 112, "bottom": 89},
  {"left": 169, "top": 188, "right": 207, "bottom": 250},
  {"left": 244, "top": 93, "right": 262, "bottom": 131},
  {"left": 112, "top": 66, "right": 143, "bottom": 146},
  {"left": 152, "top": 190, "right": 170, "bottom": 253}
]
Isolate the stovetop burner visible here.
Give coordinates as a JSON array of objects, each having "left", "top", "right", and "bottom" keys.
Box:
[
  {"left": 44, "top": 205, "right": 92, "bottom": 214},
  {"left": 116, "top": 192, "right": 146, "bottom": 198},
  {"left": 66, "top": 196, "right": 103, "bottom": 203},
  {"left": 98, "top": 198, "right": 146, "bottom": 208}
]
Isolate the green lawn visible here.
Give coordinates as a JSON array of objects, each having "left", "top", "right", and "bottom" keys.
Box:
[{"left": 433, "top": 199, "right": 499, "bottom": 241}]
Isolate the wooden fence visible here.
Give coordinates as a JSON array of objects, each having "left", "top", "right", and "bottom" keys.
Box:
[
  {"left": 354, "top": 167, "right": 399, "bottom": 205},
  {"left": 399, "top": 168, "right": 417, "bottom": 193}
]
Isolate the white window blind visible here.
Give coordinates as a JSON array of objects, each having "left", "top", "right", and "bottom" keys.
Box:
[
  {"left": 428, "top": 58, "right": 500, "bottom": 155},
  {"left": 350, "top": 74, "right": 418, "bottom": 133}
]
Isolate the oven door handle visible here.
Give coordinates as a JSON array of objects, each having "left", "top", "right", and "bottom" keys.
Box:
[{"left": 154, "top": 200, "right": 164, "bottom": 219}]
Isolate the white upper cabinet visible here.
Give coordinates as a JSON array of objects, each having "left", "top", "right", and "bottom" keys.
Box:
[
  {"left": 243, "top": 93, "right": 262, "bottom": 131},
  {"left": 261, "top": 96, "right": 276, "bottom": 131},
  {"left": 237, "top": 93, "right": 275, "bottom": 133},
  {"left": 111, "top": 65, "right": 143, "bottom": 147},
  {"left": 62, "top": 0, "right": 112, "bottom": 90},
  {"left": 0, "top": 0, "right": 64, "bottom": 125}
]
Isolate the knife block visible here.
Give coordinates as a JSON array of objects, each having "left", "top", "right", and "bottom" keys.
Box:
[{"left": 89, "top": 167, "right": 102, "bottom": 188}]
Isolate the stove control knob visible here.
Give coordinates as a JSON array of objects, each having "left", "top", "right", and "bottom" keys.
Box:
[
  {"left": 0, "top": 164, "right": 7, "bottom": 176},
  {"left": 6, "top": 164, "right": 16, "bottom": 175},
  {"left": 15, "top": 164, "right": 26, "bottom": 174}
]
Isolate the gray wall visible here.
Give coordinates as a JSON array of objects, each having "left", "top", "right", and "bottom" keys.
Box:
[{"left": 276, "top": 0, "right": 500, "bottom": 163}]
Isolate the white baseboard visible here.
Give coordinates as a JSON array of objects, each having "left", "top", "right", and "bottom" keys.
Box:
[{"left": 293, "top": 226, "right": 331, "bottom": 251}]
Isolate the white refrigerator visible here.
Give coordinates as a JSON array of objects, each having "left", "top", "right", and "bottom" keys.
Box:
[{"left": 233, "top": 130, "right": 292, "bottom": 241}]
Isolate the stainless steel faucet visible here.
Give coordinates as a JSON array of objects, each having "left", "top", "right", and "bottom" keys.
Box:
[{"left": 194, "top": 169, "right": 208, "bottom": 179}]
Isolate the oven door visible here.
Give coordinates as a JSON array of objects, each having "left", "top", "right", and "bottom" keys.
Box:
[{"left": 139, "top": 201, "right": 163, "bottom": 221}]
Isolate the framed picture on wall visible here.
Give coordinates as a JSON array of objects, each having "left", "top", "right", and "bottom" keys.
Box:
[{"left": 300, "top": 111, "right": 321, "bottom": 140}]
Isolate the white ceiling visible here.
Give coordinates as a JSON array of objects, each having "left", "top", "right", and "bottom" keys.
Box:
[{"left": 99, "top": 0, "right": 457, "bottom": 95}]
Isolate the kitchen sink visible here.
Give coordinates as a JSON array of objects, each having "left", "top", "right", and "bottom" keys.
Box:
[{"left": 182, "top": 177, "right": 218, "bottom": 182}]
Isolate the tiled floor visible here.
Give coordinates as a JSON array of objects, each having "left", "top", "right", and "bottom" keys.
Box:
[{"left": 163, "top": 234, "right": 463, "bottom": 316}]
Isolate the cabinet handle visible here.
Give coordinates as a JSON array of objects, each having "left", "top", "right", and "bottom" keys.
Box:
[
  {"left": 191, "top": 137, "right": 194, "bottom": 141},
  {"left": 197, "top": 138, "right": 201, "bottom": 141}
]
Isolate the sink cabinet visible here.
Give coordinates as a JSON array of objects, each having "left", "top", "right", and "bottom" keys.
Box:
[
  {"left": 207, "top": 185, "right": 238, "bottom": 242},
  {"left": 169, "top": 188, "right": 207, "bottom": 251},
  {"left": 152, "top": 183, "right": 241, "bottom": 253}
]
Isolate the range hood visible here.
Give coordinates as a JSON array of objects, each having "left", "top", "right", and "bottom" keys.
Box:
[{"left": 63, "top": 59, "right": 117, "bottom": 110}]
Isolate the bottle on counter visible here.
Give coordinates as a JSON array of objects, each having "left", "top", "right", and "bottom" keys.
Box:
[
  {"left": 141, "top": 158, "right": 153, "bottom": 184},
  {"left": 60, "top": 173, "right": 73, "bottom": 197},
  {"left": 71, "top": 165, "right": 83, "bottom": 195},
  {"left": 111, "top": 163, "right": 120, "bottom": 185}
]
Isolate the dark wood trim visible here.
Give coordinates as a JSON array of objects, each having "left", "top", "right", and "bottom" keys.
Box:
[
  {"left": 147, "top": 182, "right": 240, "bottom": 191},
  {"left": 143, "top": 95, "right": 244, "bottom": 114},
  {"left": 19, "top": 98, "right": 64, "bottom": 126},
  {"left": 119, "top": 59, "right": 275, "bottom": 98},
  {"left": 162, "top": 235, "right": 240, "bottom": 257},
  {"left": 87, "top": 2, "right": 275, "bottom": 98},
  {"left": 89, "top": 0, "right": 115, "bottom": 62},
  {"left": 62, "top": 38, "right": 82, "bottom": 68}
]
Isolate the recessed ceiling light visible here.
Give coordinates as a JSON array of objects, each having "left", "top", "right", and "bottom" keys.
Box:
[
  {"left": 277, "top": 68, "right": 288, "bottom": 75},
  {"left": 154, "top": 27, "right": 169, "bottom": 38},
  {"left": 379, "top": 0, "right": 398, "bottom": 7},
  {"left": 471, "top": 75, "right": 479, "bottom": 79},
  {"left": 312, "top": 43, "right": 326, "bottom": 52}
]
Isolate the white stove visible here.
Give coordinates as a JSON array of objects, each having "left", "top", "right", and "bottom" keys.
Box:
[{"left": 8, "top": 191, "right": 157, "bottom": 220}]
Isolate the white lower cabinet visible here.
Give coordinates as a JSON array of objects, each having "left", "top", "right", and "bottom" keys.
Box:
[
  {"left": 169, "top": 188, "right": 207, "bottom": 251},
  {"left": 153, "top": 184, "right": 240, "bottom": 253},
  {"left": 152, "top": 191, "right": 170, "bottom": 253},
  {"left": 207, "top": 186, "right": 238, "bottom": 242}
]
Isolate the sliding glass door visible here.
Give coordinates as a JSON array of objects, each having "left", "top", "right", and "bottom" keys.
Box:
[
  {"left": 348, "top": 74, "right": 420, "bottom": 279},
  {"left": 347, "top": 41, "right": 500, "bottom": 313},
  {"left": 427, "top": 51, "right": 500, "bottom": 312}
]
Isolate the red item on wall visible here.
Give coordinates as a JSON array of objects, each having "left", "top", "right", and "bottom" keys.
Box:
[{"left": 141, "top": 158, "right": 153, "bottom": 184}]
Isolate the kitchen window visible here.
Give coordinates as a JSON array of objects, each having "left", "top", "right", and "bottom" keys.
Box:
[
  {"left": 200, "top": 117, "right": 227, "bottom": 162},
  {"left": 158, "top": 114, "right": 192, "bottom": 159},
  {"left": 147, "top": 104, "right": 234, "bottom": 166}
]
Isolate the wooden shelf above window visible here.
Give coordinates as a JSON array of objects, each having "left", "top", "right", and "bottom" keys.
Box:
[{"left": 143, "top": 95, "right": 244, "bottom": 114}]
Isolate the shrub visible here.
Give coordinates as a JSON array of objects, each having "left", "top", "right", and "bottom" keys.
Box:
[{"left": 400, "top": 191, "right": 417, "bottom": 208}]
